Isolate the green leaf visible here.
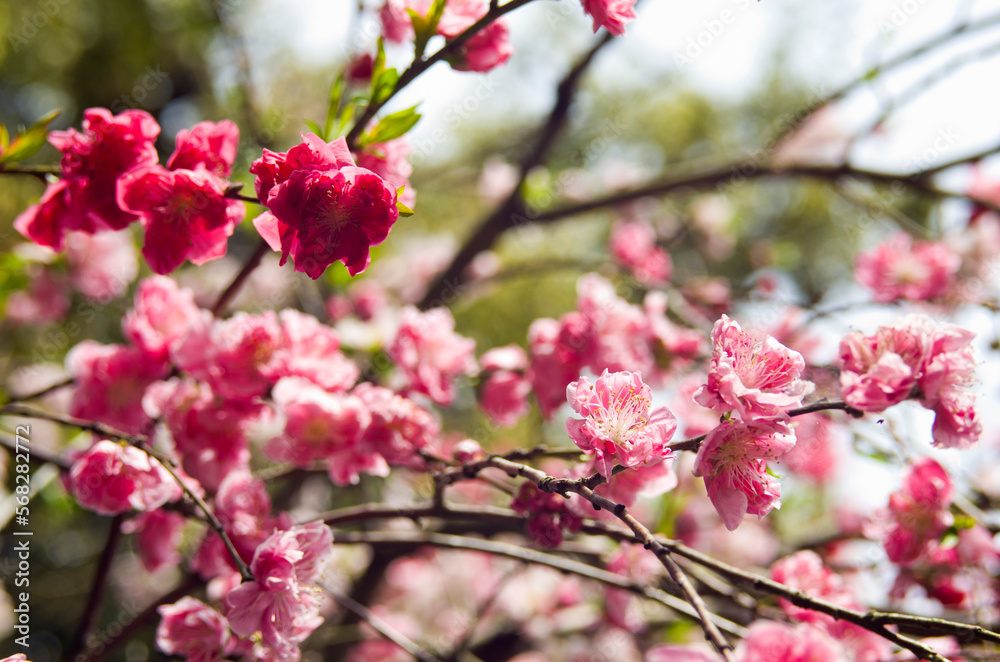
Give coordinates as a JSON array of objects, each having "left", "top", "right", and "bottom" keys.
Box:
[
  {"left": 370, "top": 38, "right": 387, "bottom": 96},
  {"left": 359, "top": 105, "right": 421, "bottom": 147},
  {"left": 323, "top": 74, "right": 346, "bottom": 141},
  {"left": 410, "top": 0, "right": 446, "bottom": 60},
  {"left": 953, "top": 514, "right": 976, "bottom": 530},
  {"left": 0, "top": 110, "right": 60, "bottom": 165},
  {"left": 371, "top": 67, "right": 399, "bottom": 106},
  {"left": 332, "top": 103, "right": 357, "bottom": 139},
  {"left": 940, "top": 526, "right": 959, "bottom": 550},
  {"left": 396, "top": 192, "right": 414, "bottom": 217},
  {"left": 304, "top": 119, "right": 324, "bottom": 137},
  {"left": 0, "top": 124, "right": 8, "bottom": 153}
]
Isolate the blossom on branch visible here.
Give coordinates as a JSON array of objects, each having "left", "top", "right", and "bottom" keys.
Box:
[
  {"left": 14, "top": 108, "right": 160, "bottom": 250},
  {"left": 580, "top": 0, "right": 637, "bottom": 36},
  {"left": 693, "top": 419, "right": 797, "bottom": 531},
  {"left": 855, "top": 233, "right": 959, "bottom": 303},
  {"left": 694, "top": 315, "right": 813, "bottom": 422},
  {"left": 388, "top": 306, "right": 477, "bottom": 406},
  {"left": 225, "top": 522, "right": 334, "bottom": 662},
  {"left": 251, "top": 133, "right": 399, "bottom": 278},
  {"left": 156, "top": 597, "right": 234, "bottom": 662},
  {"left": 67, "top": 439, "right": 181, "bottom": 516},
  {"left": 565, "top": 370, "right": 677, "bottom": 478}
]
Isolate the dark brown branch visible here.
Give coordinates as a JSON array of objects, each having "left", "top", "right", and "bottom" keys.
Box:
[
  {"left": 321, "top": 581, "right": 442, "bottom": 662},
  {"left": 418, "top": 31, "right": 618, "bottom": 310},
  {"left": 69, "top": 515, "right": 125, "bottom": 660},
  {"left": 329, "top": 529, "right": 748, "bottom": 638},
  {"left": 210, "top": 237, "right": 271, "bottom": 316},
  {"left": 2, "top": 404, "right": 253, "bottom": 581},
  {"left": 345, "top": 0, "right": 538, "bottom": 150}
]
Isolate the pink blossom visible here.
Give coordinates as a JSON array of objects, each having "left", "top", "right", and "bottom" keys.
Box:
[
  {"left": 1, "top": 656, "right": 29, "bottom": 662},
  {"left": 5, "top": 269, "right": 69, "bottom": 325},
  {"left": 565, "top": 370, "right": 677, "bottom": 478},
  {"left": 576, "top": 273, "right": 657, "bottom": 376},
  {"left": 251, "top": 134, "right": 398, "bottom": 278},
  {"left": 528, "top": 317, "right": 586, "bottom": 419},
  {"left": 225, "top": 523, "right": 334, "bottom": 661},
  {"left": 604, "top": 543, "right": 664, "bottom": 632},
  {"left": 379, "top": 0, "right": 512, "bottom": 72},
  {"left": 672, "top": 373, "right": 723, "bottom": 438},
  {"left": 693, "top": 419, "right": 797, "bottom": 531},
  {"left": 266, "top": 377, "right": 378, "bottom": 485},
  {"left": 66, "top": 341, "right": 169, "bottom": 434},
  {"left": 124, "top": 276, "right": 208, "bottom": 360},
  {"left": 838, "top": 316, "right": 980, "bottom": 446},
  {"left": 353, "top": 383, "right": 439, "bottom": 467},
  {"left": 876, "top": 457, "right": 954, "bottom": 565},
  {"left": 610, "top": 218, "right": 672, "bottom": 285},
  {"left": 645, "top": 646, "right": 718, "bottom": 662},
  {"left": 124, "top": 509, "right": 186, "bottom": 573},
  {"left": 117, "top": 165, "right": 245, "bottom": 274},
  {"left": 643, "top": 292, "right": 707, "bottom": 376},
  {"left": 271, "top": 309, "right": 360, "bottom": 392},
  {"left": 694, "top": 315, "right": 813, "bottom": 422},
  {"left": 855, "top": 233, "right": 959, "bottom": 303},
  {"left": 931, "top": 388, "right": 981, "bottom": 450},
  {"left": 173, "top": 311, "right": 284, "bottom": 402},
  {"left": 580, "top": 0, "right": 637, "bottom": 35},
  {"left": 593, "top": 457, "right": 676, "bottom": 506},
  {"left": 780, "top": 414, "right": 838, "bottom": 484},
  {"left": 736, "top": 621, "right": 849, "bottom": 662},
  {"left": 166, "top": 120, "right": 240, "bottom": 177},
  {"left": 511, "top": 481, "right": 582, "bottom": 547},
  {"left": 479, "top": 345, "right": 532, "bottom": 427},
  {"left": 157, "top": 596, "right": 233, "bottom": 662},
  {"left": 65, "top": 229, "right": 139, "bottom": 300},
  {"left": 14, "top": 108, "right": 160, "bottom": 250},
  {"left": 142, "top": 378, "right": 261, "bottom": 490},
  {"left": 388, "top": 306, "right": 477, "bottom": 406},
  {"left": 355, "top": 139, "right": 415, "bottom": 208},
  {"left": 67, "top": 439, "right": 181, "bottom": 515},
  {"left": 770, "top": 551, "right": 858, "bottom": 625}
]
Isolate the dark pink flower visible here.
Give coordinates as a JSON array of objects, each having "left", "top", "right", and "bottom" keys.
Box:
[
  {"left": 770, "top": 551, "right": 859, "bottom": 625},
  {"left": 251, "top": 134, "right": 398, "bottom": 278},
  {"left": 67, "top": 439, "right": 181, "bottom": 515},
  {"left": 511, "top": 481, "right": 582, "bottom": 548},
  {"left": 124, "top": 509, "right": 186, "bottom": 573},
  {"left": 124, "top": 276, "right": 208, "bottom": 361},
  {"left": 580, "top": 0, "right": 637, "bottom": 36},
  {"left": 166, "top": 120, "right": 240, "bottom": 177},
  {"left": 694, "top": 315, "right": 813, "bottom": 422},
  {"left": 117, "top": 165, "right": 245, "bottom": 274},
  {"left": 14, "top": 108, "right": 160, "bottom": 250},
  {"left": 388, "top": 306, "right": 477, "bottom": 406},
  {"left": 855, "top": 233, "right": 959, "bottom": 303},
  {"left": 156, "top": 596, "right": 233, "bottom": 662},
  {"left": 479, "top": 345, "right": 531, "bottom": 427},
  {"left": 610, "top": 218, "right": 672, "bottom": 285},
  {"left": 528, "top": 317, "right": 586, "bottom": 419},
  {"left": 66, "top": 341, "right": 169, "bottom": 434},
  {"left": 693, "top": 419, "right": 796, "bottom": 531},
  {"left": 225, "top": 523, "right": 333, "bottom": 661},
  {"left": 565, "top": 370, "right": 677, "bottom": 478}
]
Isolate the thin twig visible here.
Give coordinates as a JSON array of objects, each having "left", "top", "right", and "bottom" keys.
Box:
[
  {"left": 329, "top": 529, "right": 748, "bottom": 638},
  {"left": 320, "top": 580, "right": 442, "bottom": 662},
  {"left": 210, "top": 238, "right": 271, "bottom": 316},
  {"left": 69, "top": 515, "right": 125, "bottom": 660}
]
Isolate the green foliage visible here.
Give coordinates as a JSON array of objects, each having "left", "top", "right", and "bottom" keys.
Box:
[{"left": 359, "top": 105, "right": 422, "bottom": 147}]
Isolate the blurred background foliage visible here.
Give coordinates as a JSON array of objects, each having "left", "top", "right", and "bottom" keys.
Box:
[{"left": 0, "top": 0, "right": 944, "bottom": 659}]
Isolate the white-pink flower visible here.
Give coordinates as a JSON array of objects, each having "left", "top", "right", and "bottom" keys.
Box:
[
  {"left": 67, "top": 439, "right": 181, "bottom": 515},
  {"left": 225, "top": 522, "right": 334, "bottom": 662},
  {"left": 479, "top": 345, "right": 532, "bottom": 427},
  {"left": 693, "top": 419, "right": 797, "bottom": 531},
  {"left": 156, "top": 597, "right": 233, "bottom": 662},
  {"left": 855, "top": 233, "right": 959, "bottom": 303},
  {"left": 565, "top": 370, "right": 676, "bottom": 478},
  {"left": 694, "top": 315, "right": 813, "bottom": 422}
]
